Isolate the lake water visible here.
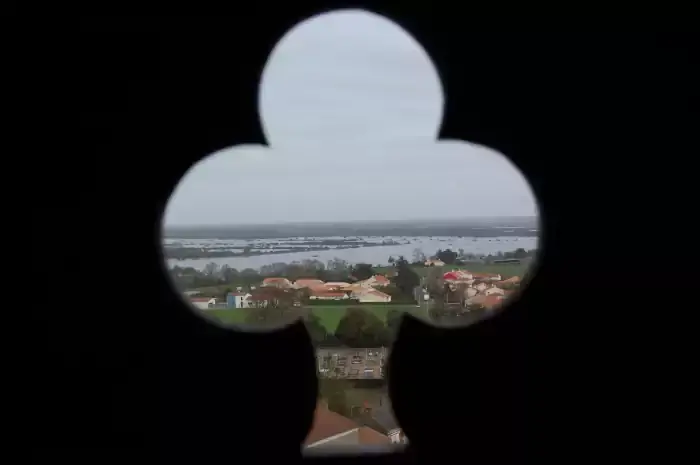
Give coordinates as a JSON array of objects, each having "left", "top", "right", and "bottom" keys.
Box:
[{"left": 166, "top": 235, "right": 538, "bottom": 271}]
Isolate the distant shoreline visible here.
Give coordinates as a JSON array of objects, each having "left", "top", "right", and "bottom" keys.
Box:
[
  {"left": 162, "top": 220, "right": 540, "bottom": 240},
  {"left": 164, "top": 216, "right": 538, "bottom": 230}
]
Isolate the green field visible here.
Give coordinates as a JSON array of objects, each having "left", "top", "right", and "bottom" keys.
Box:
[{"left": 205, "top": 304, "right": 427, "bottom": 332}]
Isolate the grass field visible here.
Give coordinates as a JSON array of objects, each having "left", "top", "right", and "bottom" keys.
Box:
[{"left": 204, "top": 304, "right": 427, "bottom": 332}]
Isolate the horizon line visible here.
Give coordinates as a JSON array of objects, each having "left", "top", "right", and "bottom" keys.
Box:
[{"left": 163, "top": 216, "right": 539, "bottom": 229}]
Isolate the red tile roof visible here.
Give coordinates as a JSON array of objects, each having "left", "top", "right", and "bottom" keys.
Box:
[
  {"left": 311, "top": 290, "right": 347, "bottom": 298},
  {"left": 296, "top": 279, "right": 325, "bottom": 287},
  {"left": 373, "top": 275, "right": 389, "bottom": 284},
  {"left": 304, "top": 404, "right": 359, "bottom": 445},
  {"left": 471, "top": 272, "right": 500, "bottom": 279},
  {"left": 357, "top": 426, "right": 391, "bottom": 445},
  {"left": 304, "top": 403, "right": 389, "bottom": 446}
]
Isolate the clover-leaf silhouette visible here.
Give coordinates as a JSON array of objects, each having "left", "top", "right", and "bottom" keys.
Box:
[{"left": 162, "top": 9, "right": 537, "bottom": 454}]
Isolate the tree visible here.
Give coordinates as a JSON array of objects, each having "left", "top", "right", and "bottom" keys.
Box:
[
  {"left": 298, "top": 287, "right": 311, "bottom": 305},
  {"left": 240, "top": 268, "right": 260, "bottom": 286},
  {"left": 203, "top": 262, "right": 220, "bottom": 276},
  {"left": 244, "top": 289, "right": 304, "bottom": 327},
  {"left": 435, "top": 249, "right": 458, "bottom": 265},
  {"left": 379, "top": 284, "right": 416, "bottom": 304},
  {"left": 425, "top": 266, "right": 445, "bottom": 298},
  {"left": 351, "top": 263, "right": 375, "bottom": 281},
  {"left": 319, "top": 379, "right": 350, "bottom": 417},
  {"left": 412, "top": 248, "right": 426, "bottom": 264},
  {"left": 220, "top": 287, "right": 233, "bottom": 301},
  {"left": 393, "top": 256, "right": 420, "bottom": 301},
  {"left": 303, "top": 312, "right": 329, "bottom": 346},
  {"left": 335, "top": 307, "right": 391, "bottom": 347},
  {"left": 513, "top": 248, "right": 528, "bottom": 259}
]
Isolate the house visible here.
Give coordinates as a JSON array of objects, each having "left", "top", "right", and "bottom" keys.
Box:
[
  {"left": 366, "top": 275, "right": 390, "bottom": 287},
  {"left": 309, "top": 289, "right": 349, "bottom": 301},
  {"left": 246, "top": 294, "right": 271, "bottom": 307},
  {"left": 353, "top": 289, "right": 391, "bottom": 303},
  {"left": 495, "top": 276, "right": 521, "bottom": 288},
  {"left": 261, "top": 277, "right": 293, "bottom": 289},
  {"left": 424, "top": 258, "right": 445, "bottom": 267},
  {"left": 471, "top": 272, "right": 501, "bottom": 281},
  {"left": 443, "top": 270, "right": 473, "bottom": 282},
  {"left": 464, "top": 287, "right": 478, "bottom": 298},
  {"left": 226, "top": 292, "right": 251, "bottom": 308},
  {"left": 324, "top": 282, "right": 352, "bottom": 290},
  {"left": 484, "top": 286, "right": 505, "bottom": 296},
  {"left": 305, "top": 403, "right": 391, "bottom": 450},
  {"left": 295, "top": 278, "right": 325, "bottom": 289},
  {"left": 189, "top": 297, "right": 217, "bottom": 310}
]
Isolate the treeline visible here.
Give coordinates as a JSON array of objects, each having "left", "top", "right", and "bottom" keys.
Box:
[
  {"left": 170, "top": 258, "right": 363, "bottom": 291},
  {"left": 428, "top": 247, "right": 536, "bottom": 265},
  {"left": 163, "top": 220, "right": 538, "bottom": 240}
]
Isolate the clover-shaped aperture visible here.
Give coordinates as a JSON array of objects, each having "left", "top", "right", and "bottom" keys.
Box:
[{"left": 161, "top": 9, "right": 539, "bottom": 453}]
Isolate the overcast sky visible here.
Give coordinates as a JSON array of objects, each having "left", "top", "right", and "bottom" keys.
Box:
[{"left": 164, "top": 10, "right": 538, "bottom": 226}]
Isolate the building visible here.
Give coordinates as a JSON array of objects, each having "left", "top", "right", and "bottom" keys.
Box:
[
  {"left": 495, "top": 276, "right": 521, "bottom": 288},
  {"left": 356, "top": 275, "right": 390, "bottom": 288},
  {"left": 304, "top": 402, "right": 391, "bottom": 450},
  {"left": 353, "top": 289, "right": 391, "bottom": 303},
  {"left": 483, "top": 286, "right": 505, "bottom": 296},
  {"left": 464, "top": 287, "right": 478, "bottom": 298},
  {"left": 471, "top": 272, "right": 502, "bottom": 281},
  {"left": 370, "top": 275, "right": 390, "bottom": 287},
  {"left": 246, "top": 294, "right": 271, "bottom": 307},
  {"left": 261, "top": 277, "right": 293, "bottom": 289},
  {"left": 424, "top": 259, "right": 445, "bottom": 267},
  {"left": 295, "top": 278, "right": 325, "bottom": 289},
  {"left": 226, "top": 292, "right": 251, "bottom": 308},
  {"left": 309, "top": 289, "right": 349, "bottom": 301},
  {"left": 189, "top": 297, "right": 217, "bottom": 310},
  {"left": 443, "top": 270, "right": 473, "bottom": 282},
  {"left": 353, "top": 399, "right": 408, "bottom": 446},
  {"left": 324, "top": 282, "right": 352, "bottom": 290}
]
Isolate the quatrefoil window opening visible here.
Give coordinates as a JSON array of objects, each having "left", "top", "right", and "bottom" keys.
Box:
[{"left": 162, "top": 9, "right": 540, "bottom": 452}]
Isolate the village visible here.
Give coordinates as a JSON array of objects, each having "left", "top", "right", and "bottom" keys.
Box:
[
  {"left": 187, "top": 258, "right": 522, "bottom": 312},
  {"left": 178, "top": 255, "right": 525, "bottom": 449}
]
